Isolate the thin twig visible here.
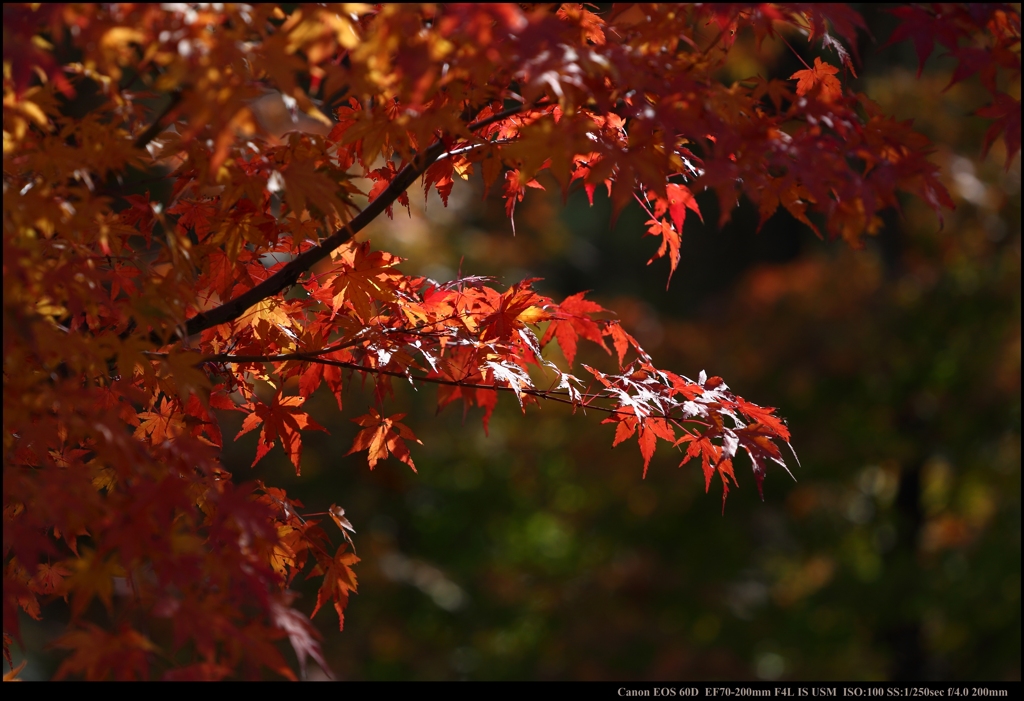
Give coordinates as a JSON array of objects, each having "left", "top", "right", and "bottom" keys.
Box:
[
  {"left": 779, "top": 33, "right": 812, "bottom": 70},
  {"left": 211, "top": 351, "right": 702, "bottom": 423}
]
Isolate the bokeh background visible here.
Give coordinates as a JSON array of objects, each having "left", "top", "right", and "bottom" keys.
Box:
[{"left": 14, "top": 5, "right": 1020, "bottom": 681}]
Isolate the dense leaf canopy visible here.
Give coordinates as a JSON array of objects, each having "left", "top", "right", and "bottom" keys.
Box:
[{"left": 3, "top": 3, "right": 1019, "bottom": 680}]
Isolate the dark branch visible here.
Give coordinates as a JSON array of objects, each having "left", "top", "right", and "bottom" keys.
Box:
[
  {"left": 465, "top": 103, "right": 532, "bottom": 132},
  {"left": 173, "top": 102, "right": 531, "bottom": 345},
  {"left": 133, "top": 90, "right": 184, "bottom": 150},
  {"left": 179, "top": 139, "right": 447, "bottom": 340}
]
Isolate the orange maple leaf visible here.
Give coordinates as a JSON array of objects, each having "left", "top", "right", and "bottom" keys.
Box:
[
  {"left": 346, "top": 408, "right": 422, "bottom": 472},
  {"left": 53, "top": 623, "right": 160, "bottom": 681},
  {"left": 310, "top": 545, "right": 360, "bottom": 631},
  {"left": 236, "top": 392, "right": 327, "bottom": 473},
  {"left": 790, "top": 57, "right": 843, "bottom": 102},
  {"left": 133, "top": 397, "right": 183, "bottom": 446},
  {"left": 540, "top": 291, "right": 609, "bottom": 367},
  {"left": 34, "top": 562, "right": 72, "bottom": 597},
  {"left": 328, "top": 242, "right": 401, "bottom": 322}
]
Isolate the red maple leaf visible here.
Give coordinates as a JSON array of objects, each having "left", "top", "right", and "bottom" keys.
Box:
[
  {"left": 977, "top": 93, "right": 1021, "bottom": 170},
  {"left": 736, "top": 397, "right": 791, "bottom": 443},
  {"left": 479, "top": 280, "right": 550, "bottom": 342},
  {"left": 540, "top": 291, "right": 609, "bottom": 367},
  {"left": 423, "top": 156, "right": 455, "bottom": 206},
  {"left": 236, "top": 392, "right": 327, "bottom": 473},
  {"left": 603, "top": 410, "right": 675, "bottom": 478},
  {"left": 641, "top": 184, "right": 702, "bottom": 286},
  {"left": 676, "top": 432, "right": 726, "bottom": 498},
  {"left": 367, "top": 160, "right": 411, "bottom": 218},
  {"left": 885, "top": 5, "right": 963, "bottom": 76},
  {"left": 503, "top": 168, "right": 545, "bottom": 234}
]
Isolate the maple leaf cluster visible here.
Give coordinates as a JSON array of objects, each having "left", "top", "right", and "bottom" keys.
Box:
[
  {"left": 886, "top": 4, "right": 1021, "bottom": 169},
  {"left": 3, "top": 2, "right": 1017, "bottom": 680}
]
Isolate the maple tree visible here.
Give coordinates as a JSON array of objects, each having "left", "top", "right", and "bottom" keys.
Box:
[{"left": 3, "top": 3, "right": 1019, "bottom": 681}]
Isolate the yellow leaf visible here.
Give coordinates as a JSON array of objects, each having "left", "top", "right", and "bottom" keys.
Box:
[
  {"left": 518, "top": 305, "right": 551, "bottom": 325},
  {"left": 3, "top": 659, "right": 27, "bottom": 681},
  {"left": 67, "top": 550, "right": 124, "bottom": 617}
]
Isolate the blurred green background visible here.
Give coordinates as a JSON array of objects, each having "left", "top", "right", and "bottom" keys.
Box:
[
  {"left": 226, "top": 8, "right": 1020, "bottom": 681},
  {"left": 14, "top": 5, "right": 1019, "bottom": 682}
]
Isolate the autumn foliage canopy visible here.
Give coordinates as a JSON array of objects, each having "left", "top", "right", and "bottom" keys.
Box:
[{"left": 3, "top": 2, "right": 1019, "bottom": 680}]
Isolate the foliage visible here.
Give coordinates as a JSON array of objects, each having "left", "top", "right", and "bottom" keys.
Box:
[
  {"left": 2, "top": 3, "right": 1018, "bottom": 680},
  {"left": 305, "top": 7, "right": 1019, "bottom": 680}
]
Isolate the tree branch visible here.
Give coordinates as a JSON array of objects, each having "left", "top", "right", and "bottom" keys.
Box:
[
  {"left": 133, "top": 90, "right": 184, "bottom": 150},
  {"left": 174, "top": 102, "right": 530, "bottom": 345},
  {"left": 179, "top": 139, "right": 447, "bottom": 341},
  {"left": 209, "top": 351, "right": 700, "bottom": 422}
]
